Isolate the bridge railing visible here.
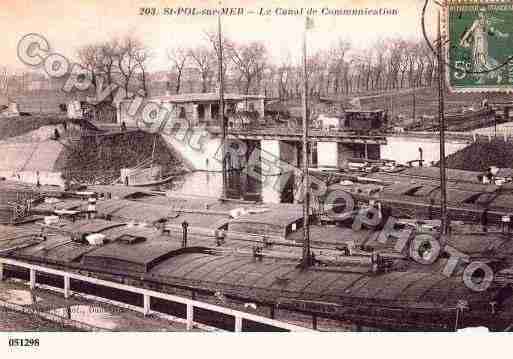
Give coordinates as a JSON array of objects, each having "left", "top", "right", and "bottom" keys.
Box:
[
  {"left": 0, "top": 257, "right": 314, "bottom": 332},
  {"left": 208, "top": 125, "right": 387, "bottom": 139}
]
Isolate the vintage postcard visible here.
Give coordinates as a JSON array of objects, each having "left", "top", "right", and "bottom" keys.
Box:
[{"left": 0, "top": 0, "right": 512, "bottom": 357}]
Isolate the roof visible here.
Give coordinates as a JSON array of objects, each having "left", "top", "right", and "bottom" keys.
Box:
[
  {"left": 429, "top": 188, "right": 486, "bottom": 204},
  {"left": 0, "top": 224, "right": 43, "bottom": 252},
  {"left": 401, "top": 167, "right": 483, "bottom": 183},
  {"left": 140, "top": 195, "right": 254, "bottom": 213},
  {"left": 0, "top": 141, "right": 64, "bottom": 172},
  {"left": 100, "top": 225, "right": 167, "bottom": 241},
  {"left": 382, "top": 183, "right": 426, "bottom": 196},
  {"left": 445, "top": 232, "right": 513, "bottom": 257},
  {"left": 82, "top": 240, "right": 187, "bottom": 273},
  {"left": 228, "top": 207, "right": 304, "bottom": 237},
  {"left": 14, "top": 236, "right": 95, "bottom": 264},
  {"left": 95, "top": 199, "right": 179, "bottom": 223},
  {"left": 345, "top": 109, "right": 385, "bottom": 113},
  {"left": 496, "top": 168, "right": 513, "bottom": 178},
  {"left": 488, "top": 194, "right": 513, "bottom": 210},
  {"left": 286, "top": 225, "right": 373, "bottom": 246},
  {"left": 145, "top": 93, "right": 265, "bottom": 104},
  {"left": 3, "top": 217, "right": 509, "bottom": 328},
  {"left": 166, "top": 212, "right": 230, "bottom": 230},
  {"left": 67, "top": 219, "right": 124, "bottom": 235},
  {"left": 149, "top": 252, "right": 496, "bottom": 308},
  {"left": 329, "top": 182, "right": 384, "bottom": 197},
  {"left": 230, "top": 207, "right": 303, "bottom": 226},
  {"left": 32, "top": 198, "right": 84, "bottom": 213},
  {"left": 366, "top": 171, "right": 499, "bottom": 193},
  {"left": 87, "top": 185, "right": 155, "bottom": 200}
]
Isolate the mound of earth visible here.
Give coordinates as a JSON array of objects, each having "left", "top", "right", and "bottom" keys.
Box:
[
  {"left": 60, "top": 130, "right": 186, "bottom": 184},
  {"left": 444, "top": 138, "right": 513, "bottom": 171}
]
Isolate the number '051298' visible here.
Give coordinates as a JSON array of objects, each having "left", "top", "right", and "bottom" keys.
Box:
[{"left": 8, "top": 338, "right": 40, "bottom": 347}]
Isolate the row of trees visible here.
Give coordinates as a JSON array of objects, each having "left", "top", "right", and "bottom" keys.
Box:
[
  {"left": 76, "top": 36, "right": 150, "bottom": 101},
  {"left": 167, "top": 34, "right": 439, "bottom": 100},
  {"left": 168, "top": 31, "right": 267, "bottom": 96},
  {"left": 2, "top": 33, "right": 439, "bottom": 103},
  {"left": 1, "top": 36, "right": 152, "bottom": 101}
]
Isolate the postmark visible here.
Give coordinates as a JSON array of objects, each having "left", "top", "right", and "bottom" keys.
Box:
[{"left": 444, "top": 0, "right": 513, "bottom": 92}]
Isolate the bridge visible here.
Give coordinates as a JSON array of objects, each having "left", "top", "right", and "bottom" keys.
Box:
[{"left": 207, "top": 126, "right": 387, "bottom": 144}]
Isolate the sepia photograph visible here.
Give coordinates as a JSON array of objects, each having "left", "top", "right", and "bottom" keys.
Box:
[{"left": 1, "top": 0, "right": 513, "bottom": 356}]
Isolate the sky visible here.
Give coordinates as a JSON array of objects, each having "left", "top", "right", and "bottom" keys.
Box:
[{"left": 0, "top": 0, "right": 439, "bottom": 73}]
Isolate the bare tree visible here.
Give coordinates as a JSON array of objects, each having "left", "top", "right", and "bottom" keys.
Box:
[
  {"left": 259, "top": 64, "right": 275, "bottom": 98},
  {"left": 189, "top": 45, "right": 213, "bottom": 93},
  {"left": 75, "top": 30, "right": 440, "bottom": 104},
  {"left": 77, "top": 39, "right": 120, "bottom": 103},
  {"left": 276, "top": 65, "right": 291, "bottom": 100},
  {"left": 329, "top": 38, "right": 351, "bottom": 95},
  {"left": 204, "top": 30, "right": 233, "bottom": 82},
  {"left": 229, "top": 41, "right": 267, "bottom": 95},
  {"left": 134, "top": 48, "right": 150, "bottom": 97},
  {"left": 77, "top": 44, "right": 103, "bottom": 93},
  {"left": 307, "top": 50, "right": 329, "bottom": 98},
  {"left": 167, "top": 47, "right": 189, "bottom": 94},
  {"left": 117, "top": 36, "right": 149, "bottom": 99},
  {"left": 385, "top": 39, "right": 405, "bottom": 90}
]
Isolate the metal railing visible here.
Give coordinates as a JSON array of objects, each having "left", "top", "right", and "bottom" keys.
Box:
[
  {"left": 208, "top": 125, "right": 387, "bottom": 141},
  {"left": 0, "top": 257, "right": 313, "bottom": 332}
]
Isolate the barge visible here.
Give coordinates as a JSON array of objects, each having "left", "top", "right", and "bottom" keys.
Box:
[{"left": 1, "top": 182, "right": 513, "bottom": 331}]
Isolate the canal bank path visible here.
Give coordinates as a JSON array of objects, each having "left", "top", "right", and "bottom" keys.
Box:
[{"left": 0, "top": 278, "right": 207, "bottom": 332}]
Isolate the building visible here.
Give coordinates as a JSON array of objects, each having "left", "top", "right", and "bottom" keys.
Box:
[
  {"left": 344, "top": 109, "right": 388, "bottom": 131},
  {"left": 117, "top": 92, "right": 265, "bottom": 127}
]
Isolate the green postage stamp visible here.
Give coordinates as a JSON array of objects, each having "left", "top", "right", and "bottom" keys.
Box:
[{"left": 446, "top": 1, "right": 513, "bottom": 92}]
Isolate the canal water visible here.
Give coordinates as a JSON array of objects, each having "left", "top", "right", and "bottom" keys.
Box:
[
  {"left": 162, "top": 171, "right": 224, "bottom": 198},
  {"left": 162, "top": 170, "right": 291, "bottom": 203}
]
